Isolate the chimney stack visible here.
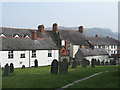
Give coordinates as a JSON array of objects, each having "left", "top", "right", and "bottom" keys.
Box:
[
  {"left": 79, "top": 26, "right": 83, "bottom": 33},
  {"left": 52, "top": 23, "right": 58, "bottom": 32},
  {"left": 32, "top": 30, "right": 37, "bottom": 40},
  {"left": 65, "top": 40, "right": 68, "bottom": 49},
  {"left": 95, "top": 34, "right": 98, "bottom": 37},
  {"left": 38, "top": 25, "right": 44, "bottom": 33}
]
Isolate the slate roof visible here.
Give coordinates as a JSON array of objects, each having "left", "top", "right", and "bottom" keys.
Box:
[
  {"left": 0, "top": 27, "right": 58, "bottom": 51},
  {"left": 75, "top": 48, "right": 108, "bottom": 57},
  {"left": 1, "top": 38, "right": 58, "bottom": 51},
  {"left": 86, "top": 37, "right": 120, "bottom": 46},
  {"left": 58, "top": 30, "right": 89, "bottom": 45}
]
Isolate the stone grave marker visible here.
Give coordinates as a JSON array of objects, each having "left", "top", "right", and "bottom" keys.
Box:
[
  {"left": 3, "top": 64, "right": 9, "bottom": 77},
  {"left": 10, "top": 63, "right": 14, "bottom": 73},
  {"left": 72, "top": 60, "right": 77, "bottom": 69},
  {"left": 51, "top": 59, "right": 58, "bottom": 74}
]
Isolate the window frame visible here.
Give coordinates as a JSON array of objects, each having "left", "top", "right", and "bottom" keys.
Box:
[{"left": 8, "top": 51, "right": 14, "bottom": 59}]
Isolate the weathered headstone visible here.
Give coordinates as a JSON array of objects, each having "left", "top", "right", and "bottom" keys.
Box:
[
  {"left": 105, "top": 61, "right": 109, "bottom": 65},
  {"left": 82, "top": 58, "right": 87, "bottom": 67},
  {"left": 51, "top": 59, "right": 58, "bottom": 74},
  {"left": 91, "top": 58, "right": 96, "bottom": 67},
  {"left": 34, "top": 59, "right": 38, "bottom": 68},
  {"left": 97, "top": 59, "right": 100, "bottom": 66},
  {"left": 63, "top": 59, "right": 69, "bottom": 73},
  {"left": 86, "top": 60, "right": 90, "bottom": 66},
  {"left": 10, "top": 63, "right": 14, "bottom": 73},
  {"left": 3, "top": 64, "right": 9, "bottom": 77},
  {"left": 59, "top": 58, "right": 68, "bottom": 74},
  {"left": 21, "top": 65, "right": 25, "bottom": 69},
  {"left": 72, "top": 60, "right": 77, "bottom": 69},
  {"left": 101, "top": 60, "right": 104, "bottom": 65}
]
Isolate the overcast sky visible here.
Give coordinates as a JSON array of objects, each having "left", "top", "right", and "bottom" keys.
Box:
[{"left": 1, "top": 1, "right": 118, "bottom": 32}]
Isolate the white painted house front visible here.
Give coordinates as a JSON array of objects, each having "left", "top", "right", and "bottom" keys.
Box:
[
  {"left": 0, "top": 27, "right": 59, "bottom": 68},
  {"left": 0, "top": 50, "right": 59, "bottom": 68}
]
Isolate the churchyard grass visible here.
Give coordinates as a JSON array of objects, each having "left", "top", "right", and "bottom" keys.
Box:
[
  {"left": 2, "top": 65, "right": 119, "bottom": 88},
  {"left": 68, "top": 69, "right": 119, "bottom": 88}
]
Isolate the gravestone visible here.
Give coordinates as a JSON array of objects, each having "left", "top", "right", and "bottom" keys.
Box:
[
  {"left": 51, "top": 59, "right": 58, "bottom": 74},
  {"left": 105, "top": 61, "right": 109, "bottom": 65},
  {"left": 72, "top": 60, "right": 77, "bottom": 69},
  {"left": 82, "top": 58, "right": 87, "bottom": 67},
  {"left": 86, "top": 60, "right": 90, "bottom": 66},
  {"left": 77, "top": 61, "right": 80, "bottom": 65},
  {"left": 34, "top": 59, "right": 38, "bottom": 68},
  {"left": 97, "top": 59, "right": 100, "bottom": 66},
  {"left": 101, "top": 60, "right": 104, "bottom": 65},
  {"left": 59, "top": 58, "right": 68, "bottom": 74},
  {"left": 3, "top": 64, "right": 9, "bottom": 77},
  {"left": 10, "top": 63, "right": 14, "bottom": 73},
  {"left": 63, "top": 59, "right": 69, "bottom": 73},
  {"left": 21, "top": 65, "right": 25, "bottom": 69},
  {"left": 91, "top": 58, "right": 96, "bottom": 67}
]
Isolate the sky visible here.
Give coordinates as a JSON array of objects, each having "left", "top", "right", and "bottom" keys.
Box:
[{"left": 0, "top": 1, "right": 118, "bottom": 32}]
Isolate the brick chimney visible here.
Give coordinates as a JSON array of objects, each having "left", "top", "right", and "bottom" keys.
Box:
[
  {"left": 65, "top": 40, "right": 68, "bottom": 49},
  {"left": 52, "top": 23, "right": 58, "bottom": 32},
  {"left": 95, "top": 34, "right": 98, "bottom": 37},
  {"left": 79, "top": 26, "right": 83, "bottom": 33},
  {"left": 32, "top": 30, "right": 37, "bottom": 40},
  {"left": 38, "top": 25, "right": 44, "bottom": 33}
]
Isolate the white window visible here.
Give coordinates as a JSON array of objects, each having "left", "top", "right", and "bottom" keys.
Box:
[
  {"left": 8, "top": 51, "right": 14, "bottom": 59},
  {"left": 48, "top": 50, "right": 52, "bottom": 57}
]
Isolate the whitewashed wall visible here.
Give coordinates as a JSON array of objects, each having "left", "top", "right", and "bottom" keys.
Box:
[
  {"left": 0, "top": 50, "right": 59, "bottom": 68},
  {"left": 85, "top": 55, "right": 109, "bottom": 63}
]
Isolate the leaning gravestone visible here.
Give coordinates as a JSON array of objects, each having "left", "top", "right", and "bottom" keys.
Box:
[
  {"left": 91, "top": 58, "right": 95, "bottom": 67},
  {"left": 10, "top": 63, "right": 14, "bottom": 73},
  {"left": 59, "top": 58, "right": 68, "bottom": 74},
  {"left": 72, "top": 60, "right": 77, "bottom": 69},
  {"left": 34, "top": 59, "right": 38, "bottom": 68},
  {"left": 3, "top": 64, "right": 9, "bottom": 77},
  {"left": 82, "top": 58, "right": 87, "bottom": 67},
  {"left": 51, "top": 59, "right": 58, "bottom": 74}
]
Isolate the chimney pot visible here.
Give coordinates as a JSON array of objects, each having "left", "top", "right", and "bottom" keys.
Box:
[
  {"left": 95, "top": 34, "right": 98, "bottom": 37},
  {"left": 52, "top": 23, "right": 58, "bottom": 32},
  {"left": 79, "top": 26, "right": 83, "bottom": 33},
  {"left": 32, "top": 30, "right": 37, "bottom": 40},
  {"left": 38, "top": 25, "right": 44, "bottom": 33}
]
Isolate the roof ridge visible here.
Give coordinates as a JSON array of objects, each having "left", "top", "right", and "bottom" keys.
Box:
[{"left": 0, "top": 27, "right": 37, "bottom": 30}]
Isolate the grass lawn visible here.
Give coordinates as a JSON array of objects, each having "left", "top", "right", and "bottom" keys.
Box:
[{"left": 2, "top": 65, "right": 119, "bottom": 88}]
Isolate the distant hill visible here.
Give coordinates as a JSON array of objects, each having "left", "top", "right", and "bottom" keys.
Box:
[{"left": 46, "top": 26, "right": 118, "bottom": 40}]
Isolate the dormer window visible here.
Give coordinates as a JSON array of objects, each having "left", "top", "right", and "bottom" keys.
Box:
[
  {"left": 0, "top": 33, "right": 6, "bottom": 37},
  {"left": 23, "top": 35, "right": 29, "bottom": 38},
  {"left": 25, "top": 35, "right": 29, "bottom": 38},
  {"left": 14, "top": 34, "right": 19, "bottom": 38}
]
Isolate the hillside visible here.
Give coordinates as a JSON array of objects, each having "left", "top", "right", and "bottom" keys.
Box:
[{"left": 46, "top": 26, "right": 118, "bottom": 40}]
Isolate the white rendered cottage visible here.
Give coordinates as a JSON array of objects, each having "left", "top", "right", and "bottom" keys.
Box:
[
  {"left": 75, "top": 48, "right": 109, "bottom": 64},
  {"left": 0, "top": 27, "right": 59, "bottom": 68}
]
